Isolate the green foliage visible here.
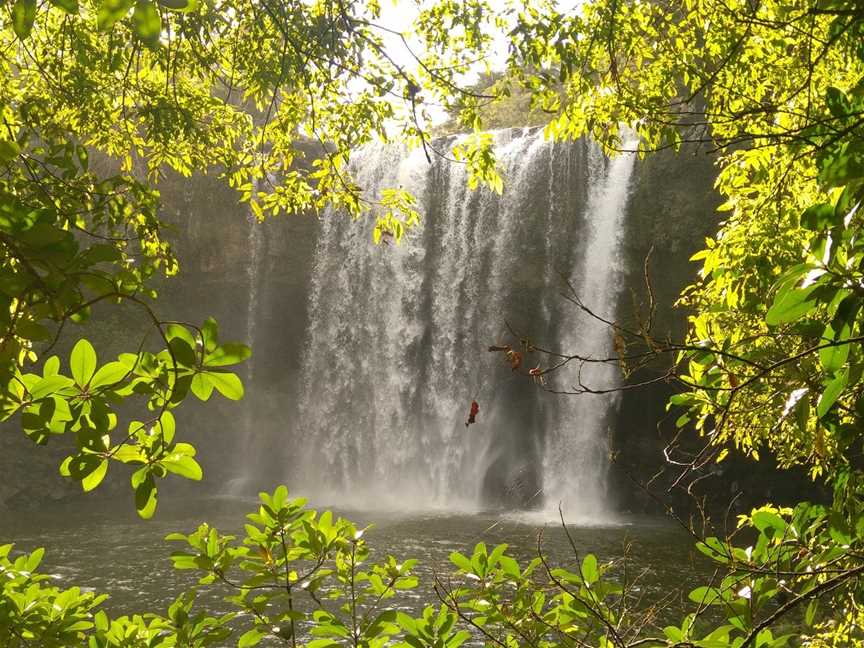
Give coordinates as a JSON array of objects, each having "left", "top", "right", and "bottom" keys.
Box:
[
  {"left": 166, "top": 485, "right": 421, "bottom": 647},
  {"left": 7, "top": 315, "right": 247, "bottom": 517},
  {"left": 0, "top": 543, "right": 233, "bottom": 646}
]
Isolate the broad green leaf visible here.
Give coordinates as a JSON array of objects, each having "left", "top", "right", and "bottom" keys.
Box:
[
  {"left": 826, "top": 87, "right": 852, "bottom": 119},
  {"left": 238, "top": 627, "right": 266, "bottom": 647},
  {"left": 581, "top": 554, "right": 598, "bottom": 584},
  {"left": 800, "top": 203, "right": 837, "bottom": 231},
  {"left": 161, "top": 454, "right": 202, "bottom": 480},
  {"left": 805, "top": 600, "right": 819, "bottom": 627},
  {"left": 0, "top": 140, "right": 21, "bottom": 163},
  {"left": 765, "top": 285, "right": 819, "bottom": 325},
  {"left": 818, "top": 369, "right": 849, "bottom": 418},
  {"left": 70, "top": 339, "right": 98, "bottom": 386},
  {"left": 25, "top": 547, "right": 45, "bottom": 571},
  {"left": 201, "top": 317, "right": 219, "bottom": 352},
  {"left": 688, "top": 586, "right": 723, "bottom": 605},
  {"left": 166, "top": 323, "right": 196, "bottom": 347},
  {"left": 449, "top": 551, "right": 472, "bottom": 572},
  {"left": 751, "top": 510, "right": 786, "bottom": 534},
  {"left": 205, "top": 371, "right": 243, "bottom": 400},
  {"left": 134, "top": 472, "right": 158, "bottom": 519},
  {"left": 819, "top": 325, "right": 850, "bottom": 374},
  {"left": 82, "top": 460, "right": 108, "bottom": 492},
  {"left": 60, "top": 454, "right": 102, "bottom": 480},
  {"left": 29, "top": 375, "right": 74, "bottom": 400},
  {"left": 157, "top": 411, "right": 176, "bottom": 444},
  {"left": 12, "top": 0, "right": 37, "bottom": 39},
  {"left": 90, "top": 361, "right": 129, "bottom": 388},
  {"left": 97, "top": 0, "right": 134, "bottom": 30},
  {"left": 168, "top": 337, "right": 197, "bottom": 368},
  {"left": 48, "top": 0, "right": 78, "bottom": 13},
  {"left": 204, "top": 343, "right": 251, "bottom": 367},
  {"left": 132, "top": 0, "right": 162, "bottom": 46},
  {"left": 190, "top": 372, "right": 214, "bottom": 401},
  {"left": 17, "top": 320, "right": 51, "bottom": 341},
  {"left": 113, "top": 444, "right": 145, "bottom": 464}
]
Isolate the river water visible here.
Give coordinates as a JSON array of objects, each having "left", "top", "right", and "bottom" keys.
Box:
[{"left": 0, "top": 495, "right": 709, "bottom": 644}]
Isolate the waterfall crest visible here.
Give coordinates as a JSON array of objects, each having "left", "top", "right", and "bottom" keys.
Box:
[{"left": 293, "top": 129, "right": 637, "bottom": 517}]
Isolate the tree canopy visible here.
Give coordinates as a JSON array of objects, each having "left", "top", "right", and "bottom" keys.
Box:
[{"left": 4, "top": 0, "right": 864, "bottom": 644}]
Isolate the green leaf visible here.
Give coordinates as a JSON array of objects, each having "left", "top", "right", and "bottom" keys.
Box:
[
  {"left": 751, "top": 511, "right": 786, "bottom": 534},
  {"left": 201, "top": 317, "right": 219, "bottom": 352},
  {"left": 828, "top": 511, "right": 852, "bottom": 545},
  {"left": 155, "top": 0, "right": 187, "bottom": 8},
  {"left": 81, "top": 244, "right": 121, "bottom": 265},
  {"left": 204, "top": 343, "right": 251, "bottom": 367},
  {"left": 0, "top": 140, "right": 21, "bottom": 163},
  {"left": 12, "top": 0, "right": 37, "bottom": 39},
  {"left": 449, "top": 551, "right": 472, "bottom": 572},
  {"left": 82, "top": 460, "right": 108, "bottom": 492},
  {"left": 90, "top": 361, "right": 129, "bottom": 389},
  {"left": 818, "top": 369, "right": 848, "bottom": 418},
  {"left": 132, "top": 0, "right": 162, "bottom": 46},
  {"left": 498, "top": 555, "right": 521, "bottom": 578},
  {"left": 113, "top": 444, "right": 145, "bottom": 464},
  {"left": 190, "top": 372, "right": 214, "bottom": 401},
  {"left": 17, "top": 320, "right": 51, "bottom": 341},
  {"left": 688, "top": 586, "right": 723, "bottom": 605},
  {"left": 43, "top": 356, "right": 60, "bottom": 376},
  {"left": 166, "top": 323, "right": 196, "bottom": 347},
  {"left": 70, "top": 339, "right": 98, "bottom": 386},
  {"left": 134, "top": 472, "right": 158, "bottom": 519},
  {"left": 819, "top": 295, "right": 859, "bottom": 374},
  {"left": 168, "top": 338, "right": 197, "bottom": 368},
  {"left": 25, "top": 547, "right": 45, "bottom": 571},
  {"left": 29, "top": 375, "right": 74, "bottom": 400},
  {"left": 805, "top": 599, "right": 819, "bottom": 627},
  {"left": 819, "top": 325, "right": 851, "bottom": 374},
  {"left": 97, "top": 0, "right": 134, "bottom": 30},
  {"left": 157, "top": 411, "right": 176, "bottom": 444},
  {"left": 800, "top": 203, "right": 837, "bottom": 231},
  {"left": 307, "top": 641, "right": 341, "bottom": 648},
  {"left": 581, "top": 554, "right": 598, "bottom": 584},
  {"left": 766, "top": 284, "right": 819, "bottom": 325},
  {"left": 48, "top": 0, "right": 78, "bottom": 13},
  {"left": 238, "top": 627, "right": 266, "bottom": 648},
  {"left": 161, "top": 454, "right": 203, "bottom": 480},
  {"left": 60, "top": 454, "right": 102, "bottom": 480},
  {"left": 826, "top": 87, "right": 852, "bottom": 119},
  {"left": 205, "top": 371, "right": 243, "bottom": 400}
]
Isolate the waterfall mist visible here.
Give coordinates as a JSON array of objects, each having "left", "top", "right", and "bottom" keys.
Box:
[{"left": 288, "top": 128, "right": 637, "bottom": 518}]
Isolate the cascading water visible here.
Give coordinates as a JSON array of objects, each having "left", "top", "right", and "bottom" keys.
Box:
[
  {"left": 542, "top": 138, "right": 637, "bottom": 517},
  {"left": 227, "top": 202, "right": 265, "bottom": 494},
  {"left": 293, "top": 128, "right": 637, "bottom": 517}
]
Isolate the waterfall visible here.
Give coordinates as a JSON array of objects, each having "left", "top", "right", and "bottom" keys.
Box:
[
  {"left": 292, "top": 129, "right": 637, "bottom": 517},
  {"left": 228, "top": 205, "right": 265, "bottom": 494},
  {"left": 542, "top": 137, "right": 637, "bottom": 517}
]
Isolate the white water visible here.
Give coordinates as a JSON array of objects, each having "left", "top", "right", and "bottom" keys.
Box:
[
  {"left": 229, "top": 204, "right": 265, "bottom": 494},
  {"left": 294, "top": 129, "right": 637, "bottom": 518},
  {"left": 542, "top": 137, "right": 637, "bottom": 517}
]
